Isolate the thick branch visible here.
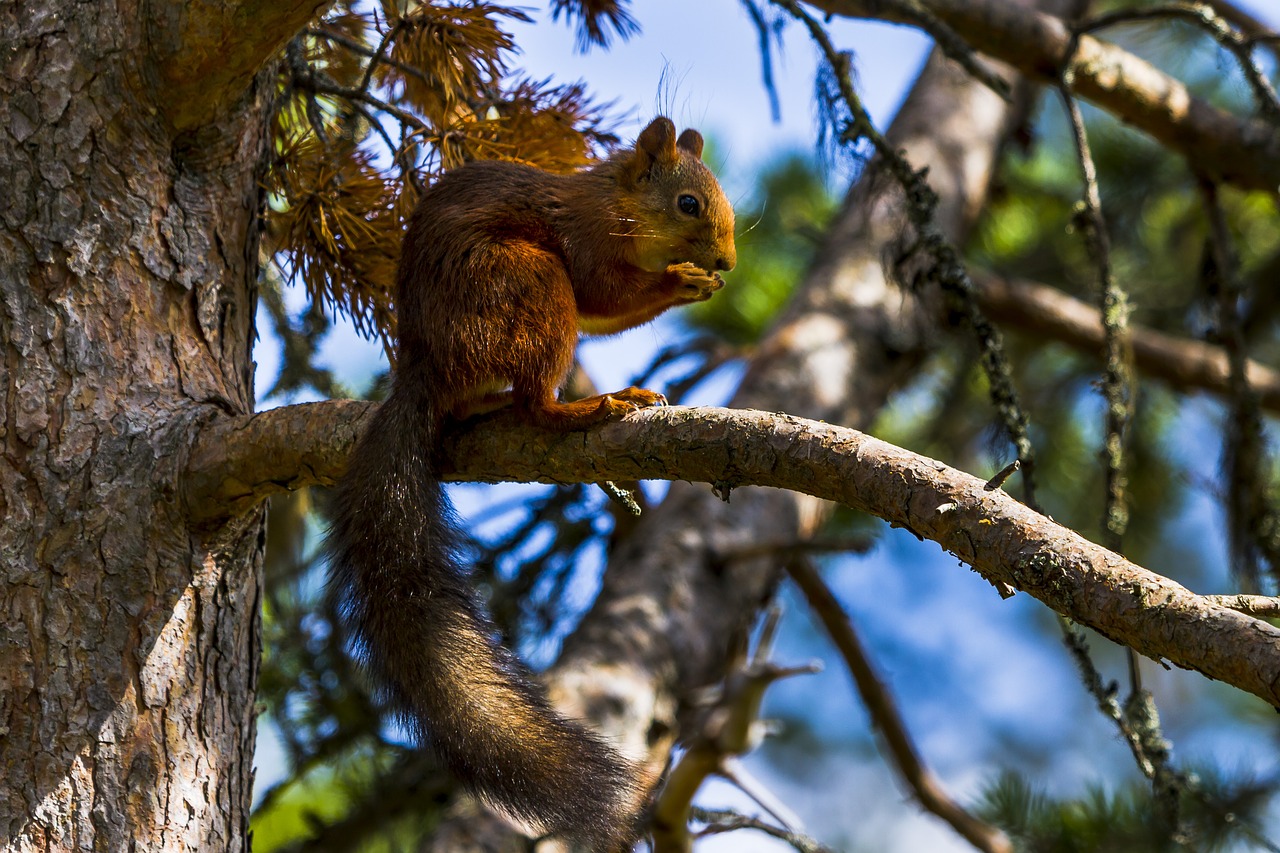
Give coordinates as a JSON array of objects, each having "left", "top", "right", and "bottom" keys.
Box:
[
  {"left": 183, "top": 402, "right": 1280, "bottom": 707},
  {"left": 973, "top": 272, "right": 1280, "bottom": 413},
  {"left": 184, "top": 399, "right": 376, "bottom": 525},
  {"left": 149, "top": 0, "right": 328, "bottom": 130},
  {"left": 808, "top": 0, "right": 1280, "bottom": 193}
]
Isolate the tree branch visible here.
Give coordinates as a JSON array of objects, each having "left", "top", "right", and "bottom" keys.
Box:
[
  {"left": 1078, "top": 3, "right": 1280, "bottom": 125},
  {"left": 184, "top": 399, "right": 376, "bottom": 525},
  {"left": 183, "top": 402, "right": 1280, "bottom": 708},
  {"left": 972, "top": 272, "right": 1280, "bottom": 413},
  {"left": 149, "top": 0, "right": 329, "bottom": 130},
  {"left": 787, "top": 557, "right": 1013, "bottom": 853},
  {"left": 806, "top": 0, "right": 1280, "bottom": 193},
  {"left": 1203, "top": 593, "right": 1280, "bottom": 618}
]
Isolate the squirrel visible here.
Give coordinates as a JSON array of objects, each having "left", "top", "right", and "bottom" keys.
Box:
[{"left": 327, "top": 116, "right": 736, "bottom": 851}]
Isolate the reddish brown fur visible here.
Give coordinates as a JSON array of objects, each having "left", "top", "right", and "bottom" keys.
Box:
[
  {"left": 328, "top": 117, "right": 735, "bottom": 851},
  {"left": 398, "top": 116, "right": 735, "bottom": 427}
]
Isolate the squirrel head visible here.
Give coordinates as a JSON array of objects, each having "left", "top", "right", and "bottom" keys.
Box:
[{"left": 613, "top": 117, "right": 737, "bottom": 275}]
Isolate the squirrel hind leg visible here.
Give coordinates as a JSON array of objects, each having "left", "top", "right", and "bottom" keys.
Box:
[
  {"left": 502, "top": 321, "right": 648, "bottom": 430},
  {"left": 453, "top": 389, "right": 515, "bottom": 420},
  {"left": 518, "top": 386, "right": 666, "bottom": 431}
]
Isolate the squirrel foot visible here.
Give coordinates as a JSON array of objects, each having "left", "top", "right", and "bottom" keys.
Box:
[
  {"left": 669, "top": 262, "right": 725, "bottom": 303},
  {"left": 598, "top": 386, "right": 667, "bottom": 418}
]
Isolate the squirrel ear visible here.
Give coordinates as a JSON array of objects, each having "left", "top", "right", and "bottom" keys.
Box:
[
  {"left": 677, "top": 128, "right": 704, "bottom": 159},
  {"left": 637, "top": 117, "right": 678, "bottom": 163},
  {"left": 623, "top": 117, "right": 679, "bottom": 185}
]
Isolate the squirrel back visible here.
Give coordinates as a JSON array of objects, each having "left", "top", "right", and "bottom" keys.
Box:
[{"left": 328, "top": 117, "right": 735, "bottom": 850}]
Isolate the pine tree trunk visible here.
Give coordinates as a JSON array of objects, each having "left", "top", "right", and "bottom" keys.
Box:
[{"left": 0, "top": 2, "right": 281, "bottom": 848}]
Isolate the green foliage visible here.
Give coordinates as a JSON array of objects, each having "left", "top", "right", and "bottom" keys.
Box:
[{"left": 978, "top": 768, "right": 1277, "bottom": 853}]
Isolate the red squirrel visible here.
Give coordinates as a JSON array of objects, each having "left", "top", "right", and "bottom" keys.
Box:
[{"left": 327, "top": 116, "right": 736, "bottom": 850}]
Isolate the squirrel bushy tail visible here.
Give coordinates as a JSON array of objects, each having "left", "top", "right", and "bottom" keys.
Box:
[{"left": 327, "top": 371, "right": 639, "bottom": 850}]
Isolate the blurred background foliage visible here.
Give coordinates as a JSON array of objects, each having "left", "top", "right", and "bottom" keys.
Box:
[{"left": 250, "top": 0, "right": 1280, "bottom": 850}]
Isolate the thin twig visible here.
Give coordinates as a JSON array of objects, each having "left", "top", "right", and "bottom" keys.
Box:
[
  {"left": 773, "top": 0, "right": 1041, "bottom": 510},
  {"left": 692, "top": 806, "right": 838, "bottom": 853},
  {"left": 1201, "top": 180, "right": 1280, "bottom": 589},
  {"left": 1203, "top": 0, "right": 1280, "bottom": 63},
  {"left": 787, "top": 557, "right": 1013, "bottom": 853},
  {"left": 1059, "top": 621, "right": 1157, "bottom": 779},
  {"left": 349, "top": 101, "right": 401, "bottom": 163},
  {"left": 1202, "top": 593, "right": 1280, "bottom": 618},
  {"left": 305, "top": 26, "right": 437, "bottom": 92},
  {"left": 358, "top": 13, "right": 410, "bottom": 96},
  {"left": 1058, "top": 23, "right": 1185, "bottom": 842},
  {"left": 306, "top": 78, "right": 431, "bottom": 138},
  {"left": 1057, "top": 57, "right": 1134, "bottom": 563},
  {"left": 718, "top": 758, "right": 804, "bottom": 831},
  {"left": 1060, "top": 619, "right": 1188, "bottom": 844},
  {"left": 984, "top": 459, "right": 1020, "bottom": 491}
]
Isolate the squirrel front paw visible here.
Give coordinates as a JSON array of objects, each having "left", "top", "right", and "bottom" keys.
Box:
[{"left": 669, "top": 262, "right": 725, "bottom": 303}]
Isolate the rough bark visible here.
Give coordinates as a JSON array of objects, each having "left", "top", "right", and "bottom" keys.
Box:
[{"left": 0, "top": 0, "right": 292, "bottom": 848}]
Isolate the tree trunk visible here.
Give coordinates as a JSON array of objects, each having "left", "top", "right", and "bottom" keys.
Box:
[{"left": 0, "top": 2, "right": 282, "bottom": 848}]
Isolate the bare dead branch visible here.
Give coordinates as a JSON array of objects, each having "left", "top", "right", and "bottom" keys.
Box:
[
  {"left": 787, "top": 557, "right": 1013, "bottom": 853},
  {"left": 652, "top": 610, "right": 821, "bottom": 852},
  {"left": 806, "top": 0, "right": 1280, "bottom": 193},
  {"left": 971, "top": 272, "right": 1280, "bottom": 413},
  {"left": 691, "top": 806, "right": 837, "bottom": 853},
  {"left": 1078, "top": 3, "right": 1280, "bottom": 125}
]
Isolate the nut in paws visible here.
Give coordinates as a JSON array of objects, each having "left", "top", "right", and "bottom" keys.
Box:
[{"left": 671, "top": 262, "right": 726, "bottom": 302}]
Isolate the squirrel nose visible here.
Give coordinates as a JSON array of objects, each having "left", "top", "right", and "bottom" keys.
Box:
[{"left": 714, "top": 254, "right": 735, "bottom": 272}]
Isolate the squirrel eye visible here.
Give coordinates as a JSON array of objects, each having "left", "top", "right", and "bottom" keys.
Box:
[{"left": 677, "top": 194, "right": 701, "bottom": 217}]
